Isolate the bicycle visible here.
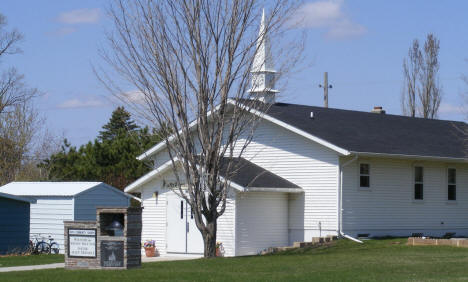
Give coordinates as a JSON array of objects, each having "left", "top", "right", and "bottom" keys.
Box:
[
  {"left": 29, "top": 234, "right": 60, "bottom": 254},
  {"left": 47, "top": 236, "right": 60, "bottom": 254},
  {"left": 29, "top": 234, "right": 50, "bottom": 254}
]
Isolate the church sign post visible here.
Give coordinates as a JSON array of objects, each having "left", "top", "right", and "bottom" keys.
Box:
[{"left": 64, "top": 207, "right": 142, "bottom": 270}]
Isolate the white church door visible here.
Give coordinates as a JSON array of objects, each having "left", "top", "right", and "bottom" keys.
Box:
[
  {"left": 166, "top": 193, "right": 187, "bottom": 253},
  {"left": 186, "top": 203, "right": 204, "bottom": 254},
  {"left": 166, "top": 192, "right": 204, "bottom": 254}
]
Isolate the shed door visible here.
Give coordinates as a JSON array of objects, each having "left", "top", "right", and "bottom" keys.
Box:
[{"left": 166, "top": 193, "right": 203, "bottom": 254}]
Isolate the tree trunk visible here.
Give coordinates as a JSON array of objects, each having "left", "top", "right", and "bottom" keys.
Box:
[{"left": 203, "top": 220, "right": 217, "bottom": 257}]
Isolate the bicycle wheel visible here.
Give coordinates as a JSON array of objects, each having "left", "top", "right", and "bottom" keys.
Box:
[
  {"left": 50, "top": 242, "right": 60, "bottom": 254},
  {"left": 37, "top": 242, "right": 50, "bottom": 254}
]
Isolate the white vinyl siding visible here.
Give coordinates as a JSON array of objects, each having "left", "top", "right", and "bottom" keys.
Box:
[
  {"left": 234, "top": 119, "right": 339, "bottom": 243},
  {"left": 342, "top": 158, "right": 468, "bottom": 237},
  {"left": 235, "top": 192, "right": 288, "bottom": 255},
  {"left": 140, "top": 114, "right": 341, "bottom": 249},
  {"left": 217, "top": 190, "right": 236, "bottom": 257},
  {"left": 140, "top": 178, "right": 169, "bottom": 256},
  {"left": 29, "top": 196, "right": 74, "bottom": 254},
  {"left": 149, "top": 149, "right": 171, "bottom": 169}
]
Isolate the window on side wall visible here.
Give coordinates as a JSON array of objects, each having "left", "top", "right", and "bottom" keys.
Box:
[
  {"left": 360, "top": 163, "right": 370, "bottom": 188},
  {"left": 448, "top": 168, "right": 456, "bottom": 201},
  {"left": 414, "top": 166, "right": 423, "bottom": 200}
]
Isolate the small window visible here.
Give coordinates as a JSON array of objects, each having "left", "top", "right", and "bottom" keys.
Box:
[
  {"left": 414, "top": 166, "right": 423, "bottom": 200},
  {"left": 180, "top": 201, "right": 184, "bottom": 219},
  {"left": 360, "top": 164, "right": 370, "bottom": 188},
  {"left": 448, "top": 168, "right": 456, "bottom": 201}
]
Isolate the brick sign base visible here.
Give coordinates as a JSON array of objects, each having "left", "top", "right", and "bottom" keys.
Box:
[{"left": 64, "top": 207, "right": 142, "bottom": 270}]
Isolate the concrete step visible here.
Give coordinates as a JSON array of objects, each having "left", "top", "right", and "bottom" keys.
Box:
[{"left": 261, "top": 236, "right": 338, "bottom": 255}]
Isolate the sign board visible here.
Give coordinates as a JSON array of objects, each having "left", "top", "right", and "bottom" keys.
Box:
[
  {"left": 101, "top": 241, "right": 124, "bottom": 267},
  {"left": 68, "top": 228, "right": 97, "bottom": 258}
]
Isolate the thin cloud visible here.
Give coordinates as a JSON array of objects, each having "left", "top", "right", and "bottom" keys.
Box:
[
  {"left": 439, "top": 103, "right": 464, "bottom": 115},
  {"left": 120, "top": 90, "right": 146, "bottom": 104},
  {"left": 57, "top": 8, "right": 100, "bottom": 24},
  {"left": 293, "top": 0, "right": 366, "bottom": 40},
  {"left": 57, "top": 98, "right": 105, "bottom": 109}
]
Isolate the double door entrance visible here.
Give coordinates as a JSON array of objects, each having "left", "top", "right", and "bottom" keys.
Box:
[{"left": 166, "top": 193, "right": 204, "bottom": 254}]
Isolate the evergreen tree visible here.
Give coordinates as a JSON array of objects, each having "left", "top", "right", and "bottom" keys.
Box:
[
  {"left": 42, "top": 108, "right": 162, "bottom": 190},
  {"left": 98, "top": 106, "right": 139, "bottom": 142}
]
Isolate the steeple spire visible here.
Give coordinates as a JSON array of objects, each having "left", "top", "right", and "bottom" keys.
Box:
[{"left": 249, "top": 8, "right": 278, "bottom": 103}]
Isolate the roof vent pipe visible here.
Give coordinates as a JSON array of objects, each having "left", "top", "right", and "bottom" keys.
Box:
[{"left": 371, "top": 106, "right": 385, "bottom": 114}]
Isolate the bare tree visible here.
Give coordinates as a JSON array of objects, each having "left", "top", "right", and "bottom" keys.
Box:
[
  {"left": 0, "top": 13, "right": 36, "bottom": 115},
  {"left": 0, "top": 100, "right": 60, "bottom": 185},
  {"left": 461, "top": 60, "right": 468, "bottom": 121},
  {"left": 419, "top": 34, "right": 441, "bottom": 119},
  {"left": 0, "top": 13, "right": 45, "bottom": 184},
  {"left": 402, "top": 40, "right": 422, "bottom": 117},
  {"left": 0, "top": 102, "right": 36, "bottom": 184},
  {"left": 0, "top": 14, "right": 22, "bottom": 57},
  {"left": 401, "top": 34, "right": 442, "bottom": 119},
  {"left": 99, "top": 0, "right": 301, "bottom": 257}
]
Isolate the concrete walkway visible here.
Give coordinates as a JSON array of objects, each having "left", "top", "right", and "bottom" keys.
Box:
[
  {"left": 0, "top": 256, "right": 201, "bottom": 272},
  {"left": 0, "top": 263, "right": 64, "bottom": 273},
  {"left": 142, "top": 255, "right": 202, "bottom": 263}
]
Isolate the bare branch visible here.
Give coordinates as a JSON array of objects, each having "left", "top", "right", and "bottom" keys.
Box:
[
  {"left": 401, "top": 34, "right": 442, "bottom": 119},
  {"left": 98, "top": 0, "right": 302, "bottom": 257}
]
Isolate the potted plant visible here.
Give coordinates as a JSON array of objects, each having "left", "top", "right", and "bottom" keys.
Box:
[
  {"left": 143, "top": 240, "right": 156, "bottom": 257},
  {"left": 216, "top": 242, "right": 224, "bottom": 257}
]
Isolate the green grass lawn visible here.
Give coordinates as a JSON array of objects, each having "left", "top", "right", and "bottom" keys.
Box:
[
  {"left": 2, "top": 238, "right": 468, "bottom": 281},
  {"left": 0, "top": 254, "right": 64, "bottom": 268}
]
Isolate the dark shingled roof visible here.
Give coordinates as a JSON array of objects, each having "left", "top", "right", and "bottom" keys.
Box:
[
  {"left": 259, "top": 102, "right": 468, "bottom": 159},
  {"left": 219, "top": 157, "right": 300, "bottom": 189}
]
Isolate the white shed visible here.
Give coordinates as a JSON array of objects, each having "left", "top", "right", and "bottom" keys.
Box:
[{"left": 0, "top": 182, "right": 131, "bottom": 253}]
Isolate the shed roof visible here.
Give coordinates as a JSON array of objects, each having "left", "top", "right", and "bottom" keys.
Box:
[
  {"left": 0, "top": 182, "right": 126, "bottom": 197},
  {"left": 0, "top": 192, "right": 35, "bottom": 203}
]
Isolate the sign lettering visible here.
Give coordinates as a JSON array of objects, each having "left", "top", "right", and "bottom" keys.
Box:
[{"left": 68, "top": 228, "right": 97, "bottom": 258}]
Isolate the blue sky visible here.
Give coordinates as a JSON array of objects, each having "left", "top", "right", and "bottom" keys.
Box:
[{"left": 2, "top": 0, "right": 468, "bottom": 146}]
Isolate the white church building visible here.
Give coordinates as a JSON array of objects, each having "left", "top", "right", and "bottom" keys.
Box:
[{"left": 125, "top": 12, "right": 468, "bottom": 256}]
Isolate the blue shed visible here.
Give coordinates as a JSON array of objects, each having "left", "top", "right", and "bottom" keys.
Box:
[
  {"left": 0, "top": 182, "right": 133, "bottom": 253},
  {"left": 0, "top": 192, "right": 34, "bottom": 254}
]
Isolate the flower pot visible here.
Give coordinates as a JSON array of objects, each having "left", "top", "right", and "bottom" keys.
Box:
[
  {"left": 145, "top": 247, "right": 156, "bottom": 257},
  {"left": 216, "top": 248, "right": 221, "bottom": 257}
]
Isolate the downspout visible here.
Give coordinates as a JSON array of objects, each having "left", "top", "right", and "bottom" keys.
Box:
[{"left": 338, "top": 154, "right": 363, "bottom": 243}]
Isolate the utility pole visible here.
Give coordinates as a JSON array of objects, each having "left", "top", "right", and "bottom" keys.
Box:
[{"left": 319, "top": 72, "right": 332, "bottom": 108}]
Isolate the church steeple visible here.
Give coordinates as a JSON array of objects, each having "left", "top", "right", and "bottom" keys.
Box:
[{"left": 249, "top": 9, "right": 278, "bottom": 104}]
